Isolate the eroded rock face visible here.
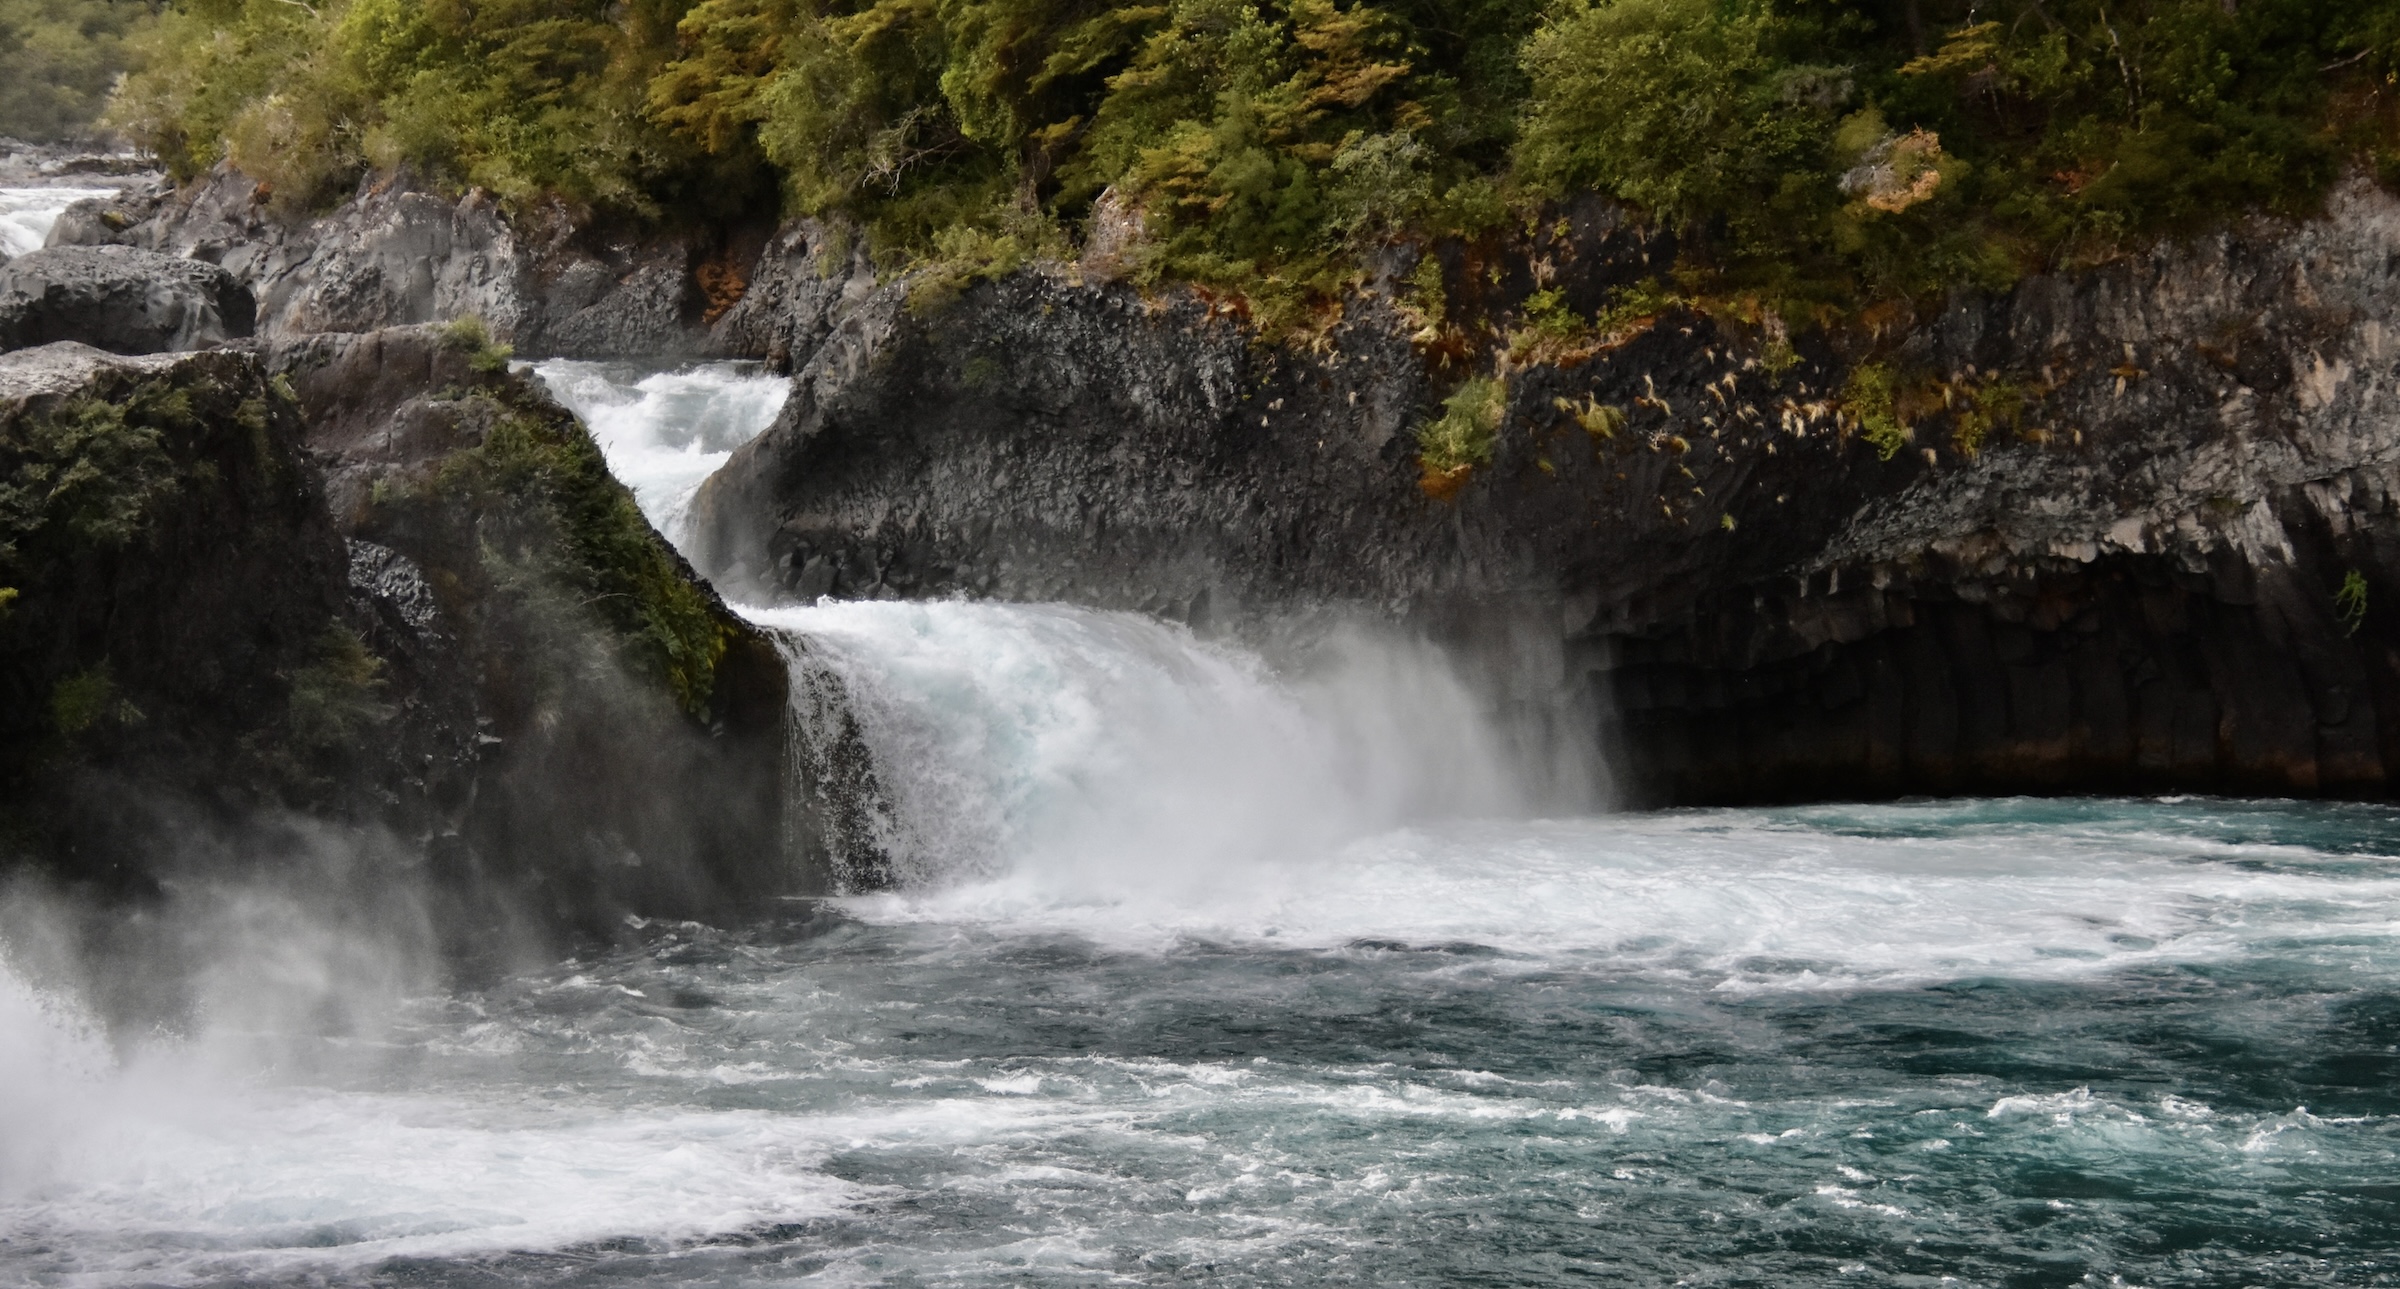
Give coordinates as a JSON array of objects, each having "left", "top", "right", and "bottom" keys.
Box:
[
  {"left": 86, "top": 167, "right": 790, "bottom": 358},
  {"left": 267, "top": 327, "right": 798, "bottom": 924},
  {"left": 0, "top": 246, "right": 254, "bottom": 353},
  {"left": 689, "top": 180, "right": 2400, "bottom": 804},
  {"left": 0, "top": 330, "right": 796, "bottom": 944}
]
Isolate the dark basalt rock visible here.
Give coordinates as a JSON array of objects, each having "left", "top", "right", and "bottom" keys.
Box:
[
  {"left": 689, "top": 179, "right": 2400, "bottom": 805},
  {"left": 0, "top": 245, "right": 254, "bottom": 354},
  {"left": 268, "top": 326, "right": 800, "bottom": 927},
  {"left": 0, "top": 331, "right": 798, "bottom": 949}
]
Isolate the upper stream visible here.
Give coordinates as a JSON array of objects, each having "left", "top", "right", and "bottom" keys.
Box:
[{"left": 1, "top": 363, "right": 2394, "bottom": 1288}]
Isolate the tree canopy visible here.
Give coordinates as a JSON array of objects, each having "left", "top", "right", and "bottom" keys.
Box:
[{"left": 97, "top": 0, "right": 2400, "bottom": 329}]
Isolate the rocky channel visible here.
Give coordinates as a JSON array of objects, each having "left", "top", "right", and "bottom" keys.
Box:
[{"left": 12, "top": 156, "right": 2400, "bottom": 930}]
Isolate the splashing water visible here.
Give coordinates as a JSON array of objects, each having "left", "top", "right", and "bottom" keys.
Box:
[
  {"left": 7, "top": 798, "right": 2400, "bottom": 1286},
  {"left": 529, "top": 359, "right": 789, "bottom": 546},
  {"left": 8, "top": 363, "right": 2399, "bottom": 1286},
  {"left": 0, "top": 187, "right": 128, "bottom": 258},
  {"left": 752, "top": 599, "right": 1532, "bottom": 899}
]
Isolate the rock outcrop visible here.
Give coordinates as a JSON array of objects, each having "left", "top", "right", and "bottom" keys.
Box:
[
  {"left": 84, "top": 158, "right": 2400, "bottom": 807},
  {"left": 0, "top": 334, "right": 795, "bottom": 950},
  {"left": 689, "top": 179, "right": 2400, "bottom": 804},
  {"left": 0, "top": 246, "right": 254, "bottom": 353},
  {"left": 65, "top": 167, "right": 788, "bottom": 358}
]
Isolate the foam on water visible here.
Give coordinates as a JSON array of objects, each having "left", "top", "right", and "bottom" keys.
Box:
[
  {"left": 529, "top": 359, "right": 789, "bottom": 545},
  {"left": 8, "top": 371, "right": 2399, "bottom": 1284},
  {"left": 752, "top": 600, "right": 2400, "bottom": 992},
  {"left": 0, "top": 187, "right": 124, "bottom": 257},
  {"left": 7, "top": 797, "right": 2400, "bottom": 1285}
]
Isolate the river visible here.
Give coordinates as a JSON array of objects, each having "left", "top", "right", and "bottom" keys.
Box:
[{"left": 0, "top": 361, "right": 2392, "bottom": 1287}]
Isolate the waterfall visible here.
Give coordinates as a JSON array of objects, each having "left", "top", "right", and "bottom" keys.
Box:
[
  {"left": 530, "top": 359, "right": 792, "bottom": 549},
  {"left": 745, "top": 599, "right": 1535, "bottom": 896},
  {"left": 540, "top": 359, "right": 1586, "bottom": 899}
]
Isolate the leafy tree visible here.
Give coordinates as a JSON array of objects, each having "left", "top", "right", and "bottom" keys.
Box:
[{"left": 0, "top": 0, "right": 159, "bottom": 142}]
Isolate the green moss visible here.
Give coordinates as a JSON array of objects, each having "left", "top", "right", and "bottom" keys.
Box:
[
  {"left": 50, "top": 665, "right": 140, "bottom": 737},
  {"left": 1950, "top": 376, "right": 2031, "bottom": 458},
  {"left": 285, "top": 626, "right": 392, "bottom": 749},
  {"left": 0, "top": 383, "right": 192, "bottom": 578},
  {"left": 431, "top": 394, "right": 735, "bottom": 718}
]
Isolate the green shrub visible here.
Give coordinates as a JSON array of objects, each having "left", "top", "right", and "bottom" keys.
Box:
[
  {"left": 103, "top": 0, "right": 2400, "bottom": 333},
  {"left": 0, "top": 0, "right": 159, "bottom": 141},
  {"left": 1417, "top": 375, "right": 1504, "bottom": 498},
  {"left": 1844, "top": 362, "right": 1908, "bottom": 461},
  {"left": 437, "top": 315, "right": 515, "bottom": 373}
]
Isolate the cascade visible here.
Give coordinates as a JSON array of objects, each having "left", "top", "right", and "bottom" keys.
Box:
[
  {"left": 545, "top": 359, "right": 1567, "bottom": 899},
  {"left": 751, "top": 600, "right": 1533, "bottom": 895},
  {"left": 531, "top": 359, "right": 794, "bottom": 548},
  {"left": 0, "top": 185, "right": 124, "bottom": 257}
]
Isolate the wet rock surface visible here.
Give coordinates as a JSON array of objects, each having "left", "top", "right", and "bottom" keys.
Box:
[
  {"left": 691, "top": 180, "right": 2400, "bottom": 804},
  {"left": 0, "top": 245, "right": 254, "bottom": 353},
  {"left": 0, "top": 330, "right": 792, "bottom": 946}
]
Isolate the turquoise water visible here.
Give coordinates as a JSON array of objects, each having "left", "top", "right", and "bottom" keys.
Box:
[{"left": 7, "top": 796, "right": 2400, "bottom": 1287}]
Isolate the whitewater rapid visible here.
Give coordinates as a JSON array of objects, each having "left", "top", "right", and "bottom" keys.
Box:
[
  {"left": 5, "top": 361, "right": 2397, "bottom": 1286},
  {"left": 530, "top": 358, "right": 791, "bottom": 547},
  {"left": 8, "top": 798, "right": 2400, "bottom": 1286},
  {"left": 0, "top": 187, "right": 129, "bottom": 257}
]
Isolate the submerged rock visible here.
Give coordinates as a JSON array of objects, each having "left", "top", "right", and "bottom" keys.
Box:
[{"left": 0, "top": 245, "right": 254, "bottom": 354}]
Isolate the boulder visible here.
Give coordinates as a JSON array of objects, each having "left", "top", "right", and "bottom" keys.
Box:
[{"left": 0, "top": 245, "right": 255, "bottom": 354}]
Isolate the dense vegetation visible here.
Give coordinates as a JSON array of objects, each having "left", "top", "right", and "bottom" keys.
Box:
[
  {"left": 0, "top": 0, "right": 156, "bottom": 140},
  {"left": 98, "top": 0, "right": 2400, "bottom": 328}
]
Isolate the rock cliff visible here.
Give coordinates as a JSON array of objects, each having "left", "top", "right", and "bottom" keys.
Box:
[
  {"left": 688, "top": 180, "right": 2400, "bottom": 804},
  {"left": 0, "top": 323, "right": 793, "bottom": 951},
  {"left": 79, "top": 164, "right": 2400, "bottom": 807}
]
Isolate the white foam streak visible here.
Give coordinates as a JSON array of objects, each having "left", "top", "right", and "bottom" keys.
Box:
[{"left": 530, "top": 359, "right": 789, "bottom": 547}]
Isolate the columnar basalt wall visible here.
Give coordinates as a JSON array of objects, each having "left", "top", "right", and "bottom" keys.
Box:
[
  {"left": 80, "top": 165, "right": 2400, "bottom": 807},
  {"left": 688, "top": 181, "right": 2400, "bottom": 804}
]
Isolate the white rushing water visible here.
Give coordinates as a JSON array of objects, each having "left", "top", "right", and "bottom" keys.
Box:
[
  {"left": 0, "top": 187, "right": 125, "bottom": 257},
  {"left": 8, "top": 794, "right": 2400, "bottom": 1286},
  {"left": 7, "top": 360, "right": 2398, "bottom": 1285},
  {"left": 529, "top": 359, "right": 791, "bottom": 547}
]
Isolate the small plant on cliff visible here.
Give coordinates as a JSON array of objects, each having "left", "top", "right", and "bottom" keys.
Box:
[
  {"left": 1418, "top": 376, "right": 1505, "bottom": 501},
  {"left": 1842, "top": 363, "right": 1908, "bottom": 462},
  {"left": 1, "top": 387, "right": 189, "bottom": 589},
  {"left": 1554, "top": 393, "right": 1625, "bottom": 440},
  {"left": 285, "top": 626, "right": 392, "bottom": 749},
  {"left": 1949, "top": 376, "right": 2030, "bottom": 458},
  {"left": 438, "top": 316, "right": 516, "bottom": 374},
  {"left": 2337, "top": 569, "right": 2370, "bottom": 636},
  {"left": 50, "top": 665, "right": 140, "bottom": 737}
]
